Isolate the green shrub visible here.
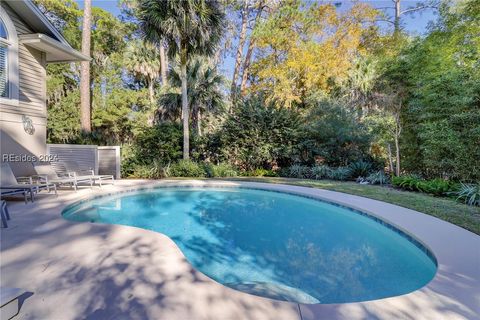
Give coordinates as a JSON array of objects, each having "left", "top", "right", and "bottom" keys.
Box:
[
  {"left": 454, "top": 183, "right": 480, "bottom": 206},
  {"left": 348, "top": 160, "right": 373, "bottom": 178},
  {"left": 121, "top": 122, "right": 183, "bottom": 176},
  {"left": 243, "top": 168, "right": 279, "bottom": 177},
  {"left": 133, "top": 123, "right": 183, "bottom": 164},
  {"left": 311, "top": 165, "right": 331, "bottom": 180},
  {"left": 391, "top": 175, "right": 422, "bottom": 191},
  {"left": 289, "top": 165, "right": 311, "bottom": 179},
  {"left": 392, "top": 176, "right": 456, "bottom": 196},
  {"left": 169, "top": 160, "right": 206, "bottom": 177},
  {"left": 327, "top": 167, "right": 352, "bottom": 180},
  {"left": 127, "top": 164, "right": 152, "bottom": 179},
  {"left": 211, "top": 96, "right": 301, "bottom": 171},
  {"left": 300, "top": 99, "right": 372, "bottom": 166},
  {"left": 278, "top": 167, "right": 291, "bottom": 178},
  {"left": 366, "top": 171, "right": 389, "bottom": 185},
  {"left": 127, "top": 161, "right": 169, "bottom": 179},
  {"left": 416, "top": 178, "right": 453, "bottom": 196},
  {"left": 262, "top": 169, "right": 279, "bottom": 177},
  {"left": 205, "top": 163, "right": 238, "bottom": 177}
]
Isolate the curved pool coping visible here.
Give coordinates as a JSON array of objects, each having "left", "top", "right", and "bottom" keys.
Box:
[{"left": 3, "top": 179, "right": 480, "bottom": 319}]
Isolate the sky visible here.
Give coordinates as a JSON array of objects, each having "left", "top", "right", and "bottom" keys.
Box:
[{"left": 75, "top": 0, "right": 439, "bottom": 77}]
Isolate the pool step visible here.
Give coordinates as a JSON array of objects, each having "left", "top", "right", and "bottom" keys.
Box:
[
  {"left": 226, "top": 282, "right": 320, "bottom": 304},
  {"left": 0, "top": 287, "right": 25, "bottom": 320}
]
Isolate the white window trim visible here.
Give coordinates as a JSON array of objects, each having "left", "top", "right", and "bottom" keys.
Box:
[{"left": 0, "top": 6, "right": 19, "bottom": 104}]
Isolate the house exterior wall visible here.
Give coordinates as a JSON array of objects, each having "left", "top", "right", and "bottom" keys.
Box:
[{"left": 1, "top": 2, "right": 47, "bottom": 176}]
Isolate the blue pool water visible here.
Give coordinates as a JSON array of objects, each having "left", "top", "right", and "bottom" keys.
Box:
[{"left": 63, "top": 187, "right": 437, "bottom": 304}]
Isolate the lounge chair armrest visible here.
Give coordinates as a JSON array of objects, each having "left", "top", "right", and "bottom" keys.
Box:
[
  {"left": 68, "top": 171, "right": 77, "bottom": 178},
  {"left": 33, "top": 174, "right": 49, "bottom": 183},
  {"left": 30, "top": 175, "right": 52, "bottom": 185}
]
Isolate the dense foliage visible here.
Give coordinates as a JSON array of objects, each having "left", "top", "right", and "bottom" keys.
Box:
[
  {"left": 208, "top": 96, "right": 302, "bottom": 171},
  {"left": 299, "top": 100, "right": 373, "bottom": 166},
  {"left": 390, "top": 1, "right": 480, "bottom": 181}
]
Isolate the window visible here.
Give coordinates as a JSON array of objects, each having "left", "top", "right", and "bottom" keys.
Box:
[
  {"left": 0, "top": 17, "right": 6, "bottom": 38},
  {"left": 0, "top": 8, "right": 18, "bottom": 103},
  {"left": 0, "top": 17, "right": 7, "bottom": 98}
]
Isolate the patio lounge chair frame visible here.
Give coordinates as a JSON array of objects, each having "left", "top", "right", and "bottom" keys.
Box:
[
  {"left": 0, "top": 188, "right": 28, "bottom": 204},
  {"left": 32, "top": 162, "right": 93, "bottom": 191},
  {"left": 1, "top": 200, "right": 11, "bottom": 228},
  {"left": 1, "top": 163, "right": 56, "bottom": 203},
  {"left": 62, "top": 161, "right": 114, "bottom": 187}
]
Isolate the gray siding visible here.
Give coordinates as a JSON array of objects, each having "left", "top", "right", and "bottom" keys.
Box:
[
  {"left": 1, "top": 2, "right": 47, "bottom": 177},
  {"left": 2, "top": 2, "right": 46, "bottom": 117}
]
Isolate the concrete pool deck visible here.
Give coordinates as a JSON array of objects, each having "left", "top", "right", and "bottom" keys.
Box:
[{"left": 1, "top": 179, "right": 479, "bottom": 320}]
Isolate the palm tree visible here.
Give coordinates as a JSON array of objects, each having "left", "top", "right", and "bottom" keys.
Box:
[
  {"left": 158, "top": 57, "right": 225, "bottom": 136},
  {"left": 343, "top": 58, "right": 377, "bottom": 118},
  {"left": 124, "top": 40, "right": 162, "bottom": 104},
  {"left": 138, "top": 0, "right": 225, "bottom": 159},
  {"left": 80, "top": 0, "right": 92, "bottom": 132},
  {"left": 118, "top": 0, "right": 169, "bottom": 85}
]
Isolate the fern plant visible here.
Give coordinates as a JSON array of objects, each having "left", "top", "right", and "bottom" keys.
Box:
[
  {"left": 416, "top": 179, "right": 453, "bottom": 196},
  {"left": 391, "top": 175, "right": 422, "bottom": 191}
]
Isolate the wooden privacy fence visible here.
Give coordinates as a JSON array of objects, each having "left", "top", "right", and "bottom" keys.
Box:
[{"left": 47, "top": 144, "right": 121, "bottom": 179}]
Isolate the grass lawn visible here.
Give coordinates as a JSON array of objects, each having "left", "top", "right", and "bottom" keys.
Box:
[{"left": 224, "top": 177, "right": 480, "bottom": 235}]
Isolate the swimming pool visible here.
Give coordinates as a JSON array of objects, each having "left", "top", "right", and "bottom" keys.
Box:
[{"left": 63, "top": 187, "right": 437, "bottom": 304}]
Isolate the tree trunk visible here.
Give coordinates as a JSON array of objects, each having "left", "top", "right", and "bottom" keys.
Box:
[
  {"left": 394, "top": 134, "right": 400, "bottom": 176},
  {"left": 180, "top": 52, "right": 189, "bottom": 160},
  {"left": 197, "top": 110, "right": 202, "bottom": 137},
  {"left": 80, "top": 0, "right": 92, "bottom": 133},
  {"left": 387, "top": 143, "right": 395, "bottom": 174},
  {"left": 394, "top": 0, "right": 401, "bottom": 35},
  {"left": 231, "top": 0, "right": 249, "bottom": 100},
  {"left": 394, "top": 110, "right": 402, "bottom": 176},
  {"left": 240, "top": 40, "right": 254, "bottom": 95},
  {"left": 165, "top": 47, "right": 169, "bottom": 74},
  {"left": 240, "top": 4, "right": 263, "bottom": 95},
  {"left": 160, "top": 44, "right": 167, "bottom": 85},
  {"left": 148, "top": 79, "right": 155, "bottom": 104}
]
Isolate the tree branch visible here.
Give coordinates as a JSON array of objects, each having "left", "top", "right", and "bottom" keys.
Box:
[
  {"left": 375, "top": 19, "right": 395, "bottom": 25},
  {"left": 401, "top": 5, "right": 438, "bottom": 15},
  {"left": 375, "top": 7, "right": 395, "bottom": 11}
]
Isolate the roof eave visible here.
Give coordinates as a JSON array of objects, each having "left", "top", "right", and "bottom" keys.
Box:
[
  {"left": 4, "top": 0, "right": 71, "bottom": 47},
  {"left": 19, "top": 33, "right": 90, "bottom": 63}
]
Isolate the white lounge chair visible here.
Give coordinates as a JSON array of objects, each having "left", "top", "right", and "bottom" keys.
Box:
[
  {"left": 61, "top": 161, "right": 114, "bottom": 187},
  {"left": 1, "top": 163, "right": 56, "bottom": 202},
  {"left": 32, "top": 162, "right": 93, "bottom": 191}
]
